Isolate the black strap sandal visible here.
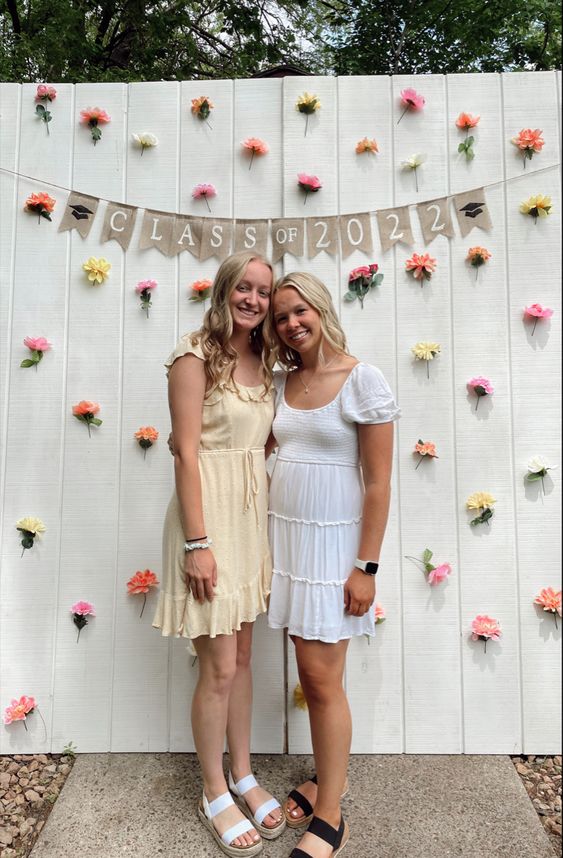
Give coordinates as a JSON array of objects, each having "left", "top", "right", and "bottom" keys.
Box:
[
  {"left": 284, "top": 775, "right": 318, "bottom": 829},
  {"left": 290, "top": 814, "right": 349, "bottom": 858}
]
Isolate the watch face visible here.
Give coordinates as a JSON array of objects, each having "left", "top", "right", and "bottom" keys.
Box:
[{"left": 365, "top": 562, "right": 379, "bottom": 575}]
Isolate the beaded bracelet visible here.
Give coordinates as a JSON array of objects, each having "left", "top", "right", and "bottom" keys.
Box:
[{"left": 184, "top": 539, "right": 213, "bottom": 552}]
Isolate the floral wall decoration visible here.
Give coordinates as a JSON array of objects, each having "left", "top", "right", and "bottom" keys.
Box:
[
  {"left": 132, "top": 132, "right": 159, "bottom": 155},
  {"left": 242, "top": 137, "right": 269, "bottom": 170},
  {"left": 526, "top": 456, "right": 555, "bottom": 494},
  {"left": 135, "top": 426, "right": 159, "bottom": 458},
  {"left": 127, "top": 570, "right": 160, "bottom": 618},
  {"left": 456, "top": 112, "right": 480, "bottom": 160},
  {"left": 344, "top": 264, "right": 383, "bottom": 307},
  {"left": 135, "top": 279, "right": 157, "bottom": 317},
  {"left": 466, "top": 492, "right": 496, "bottom": 526},
  {"left": 405, "top": 252, "right": 436, "bottom": 284},
  {"left": 534, "top": 588, "right": 561, "bottom": 629},
  {"left": 295, "top": 92, "right": 320, "bottom": 136},
  {"left": 397, "top": 88, "right": 425, "bottom": 124},
  {"left": 80, "top": 107, "right": 111, "bottom": 145},
  {"left": 405, "top": 549, "right": 452, "bottom": 586},
  {"left": 21, "top": 336, "right": 52, "bottom": 370},
  {"left": 192, "top": 183, "right": 216, "bottom": 213},
  {"left": 297, "top": 173, "right": 322, "bottom": 205},
  {"left": 35, "top": 85, "right": 57, "bottom": 135},
  {"left": 411, "top": 342, "right": 441, "bottom": 378},
  {"left": 71, "top": 601, "right": 95, "bottom": 642},
  {"left": 466, "top": 246, "right": 491, "bottom": 280},
  {"left": 3, "top": 696, "right": 44, "bottom": 733},
  {"left": 471, "top": 615, "right": 502, "bottom": 652},
  {"left": 401, "top": 154, "right": 425, "bottom": 192},
  {"left": 356, "top": 137, "right": 379, "bottom": 155},
  {"left": 16, "top": 517, "right": 45, "bottom": 557},
  {"left": 83, "top": 257, "right": 111, "bottom": 285},
  {"left": 191, "top": 96, "right": 214, "bottom": 129},
  {"left": 520, "top": 194, "right": 552, "bottom": 222},
  {"left": 511, "top": 128, "right": 544, "bottom": 168},
  {"left": 24, "top": 192, "right": 55, "bottom": 223},
  {"left": 413, "top": 440, "right": 438, "bottom": 469},
  {"left": 72, "top": 400, "right": 102, "bottom": 437},
  {"left": 524, "top": 303, "right": 553, "bottom": 335},
  {"left": 467, "top": 376, "right": 494, "bottom": 411},
  {"left": 189, "top": 278, "right": 212, "bottom": 303}
]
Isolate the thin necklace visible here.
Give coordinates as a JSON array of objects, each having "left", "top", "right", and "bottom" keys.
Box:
[{"left": 298, "top": 353, "right": 340, "bottom": 394}]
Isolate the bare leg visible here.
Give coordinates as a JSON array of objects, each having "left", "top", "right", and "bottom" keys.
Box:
[
  {"left": 292, "top": 638, "right": 351, "bottom": 857},
  {"left": 192, "top": 633, "right": 260, "bottom": 849},
  {"left": 227, "top": 623, "right": 283, "bottom": 829}
]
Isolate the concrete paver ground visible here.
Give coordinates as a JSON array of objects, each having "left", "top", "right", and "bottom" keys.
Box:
[{"left": 30, "top": 753, "right": 554, "bottom": 858}]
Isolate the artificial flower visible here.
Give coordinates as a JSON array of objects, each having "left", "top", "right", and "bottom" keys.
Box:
[
  {"left": 293, "top": 683, "right": 308, "bottom": 710},
  {"left": 35, "top": 85, "right": 56, "bottom": 134},
  {"left": 80, "top": 107, "right": 111, "bottom": 145},
  {"left": 295, "top": 92, "right": 320, "bottom": 136},
  {"left": 374, "top": 603, "right": 386, "bottom": 624},
  {"left": 405, "top": 252, "right": 436, "bottom": 283},
  {"left": 16, "top": 517, "right": 46, "bottom": 557},
  {"left": 135, "top": 279, "right": 157, "bottom": 318},
  {"left": 21, "top": 336, "right": 52, "bottom": 370},
  {"left": 456, "top": 113, "right": 480, "bottom": 160},
  {"left": 511, "top": 129, "right": 544, "bottom": 168},
  {"left": 534, "top": 587, "right": 562, "bottom": 629},
  {"left": 466, "top": 491, "right": 496, "bottom": 526},
  {"left": 401, "top": 154, "right": 425, "bottom": 192},
  {"left": 24, "top": 192, "right": 56, "bottom": 224},
  {"left": 524, "top": 303, "right": 553, "bottom": 336},
  {"left": 526, "top": 455, "right": 555, "bottom": 495},
  {"left": 127, "top": 569, "right": 160, "bottom": 617},
  {"left": 3, "top": 696, "right": 36, "bottom": 729},
  {"left": 135, "top": 426, "right": 159, "bottom": 458},
  {"left": 189, "top": 279, "right": 213, "bottom": 303},
  {"left": 466, "top": 246, "right": 491, "bottom": 281},
  {"left": 467, "top": 376, "right": 494, "bottom": 412},
  {"left": 192, "top": 183, "right": 216, "bottom": 213},
  {"left": 411, "top": 342, "right": 441, "bottom": 378},
  {"left": 72, "top": 400, "right": 102, "bottom": 437},
  {"left": 397, "top": 88, "right": 425, "bottom": 124},
  {"left": 471, "top": 615, "right": 502, "bottom": 652},
  {"left": 71, "top": 601, "right": 96, "bottom": 643},
  {"left": 344, "top": 264, "right": 383, "bottom": 308},
  {"left": 355, "top": 137, "right": 379, "bottom": 155},
  {"left": 297, "top": 173, "right": 322, "bottom": 204},
  {"left": 132, "top": 132, "right": 159, "bottom": 155},
  {"left": 191, "top": 96, "right": 214, "bottom": 128},
  {"left": 414, "top": 440, "right": 438, "bottom": 469},
  {"left": 242, "top": 137, "right": 269, "bottom": 170},
  {"left": 456, "top": 112, "right": 480, "bottom": 130},
  {"left": 405, "top": 548, "right": 452, "bottom": 586},
  {"left": 519, "top": 194, "right": 552, "bottom": 222},
  {"left": 83, "top": 257, "right": 111, "bottom": 285}
]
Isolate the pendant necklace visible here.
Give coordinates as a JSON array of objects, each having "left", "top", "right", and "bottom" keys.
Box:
[{"left": 298, "top": 353, "right": 340, "bottom": 394}]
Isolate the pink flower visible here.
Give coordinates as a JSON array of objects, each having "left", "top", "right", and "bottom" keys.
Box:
[
  {"left": 398, "top": 88, "right": 425, "bottom": 123},
  {"left": 24, "top": 336, "right": 52, "bottom": 352},
  {"left": 71, "top": 601, "right": 96, "bottom": 616},
  {"left": 3, "top": 696, "right": 36, "bottom": 725},
  {"left": 297, "top": 173, "right": 322, "bottom": 204},
  {"left": 80, "top": 107, "right": 111, "bottom": 145},
  {"left": 374, "top": 603, "right": 386, "bottom": 624},
  {"left": 414, "top": 440, "right": 438, "bottom": 468},
  {"left": 349, "top": 266, "right": 371, "bottom": 281},
  {"left": 135, "top": 279, "right": 157, "bottom": 294},
  {"left": 534, "top": 587, "right": 562, "bottom": 628},
  {"left": 468, "top": 376, "right": 493, "bottom": 411},
  {"left": 242, "top": 137, "right": 269, "bottom": 169},
  {"left": 524, "top": 303, "right": 553, "bottom": 335},
  {"left": 192, "top": 183, "right": 217, "bottom": 212},
  {"left": 512, "top": 129, "right": 544, "bottom": 167},
  {"left": 36, "top": 84, "right": 57, "bottom": 102},
  {"left": 427, "top": 563, "right": 452, "bottom": 586},
  {"left": 456, "top": 112, "right": 480, "bottom": 130},
  {"left": 405, "top": 253, "right": 437, "bottom": 283},
  {"left": 471, "top": 615, "right": 502, "bottom": 651}
]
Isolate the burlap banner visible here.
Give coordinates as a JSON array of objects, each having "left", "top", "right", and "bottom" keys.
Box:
[
  {"left": 375, "top": 206, "right": 414, "bottom": 252},
  {"left": 58, "top": 192, "right": 99, "bottom": 238},
  {"left": 454, "top": 187, "right": 492, "bottom": 238},
  {"left": 233, "top": 220, "right": 269, "bottom": 255},
  {"left": 306, "top": 217, "right": 339, "bottom": 258},
  {"left": 100, "top": 202, "right": 137, "bottom": 250},
  {"left": 200, "top": 219, "right": 234, "bottom": 261},
  {"left": 169, "top": 216, "right": 202, "bottom": 258},
  {"left": 271, "top": 219, "right": 305, "bottom": 263},
  {"left": 416, "top": 197, "right": 455, "bottom": 244},
  {"left": 139, "top": 210, "right": 174, "bottom": 254},
  {"left": 339, "top": 213, "right": 373, "bottom": 259}
]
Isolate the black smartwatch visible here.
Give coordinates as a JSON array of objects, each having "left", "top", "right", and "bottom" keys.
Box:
[{"left": 355, "top": 559, "right": 379, "bottom": 576}]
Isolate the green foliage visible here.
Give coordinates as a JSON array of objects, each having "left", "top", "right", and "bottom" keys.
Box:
[{"left": 62, "top": 740, "right": 77, "bottom": 758}]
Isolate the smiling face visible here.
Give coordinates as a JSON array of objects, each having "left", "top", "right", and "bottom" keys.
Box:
[
  {"left": 228, "top": 259, "right": 272, "bottom": 333},
  {"left": 273, "top": 287, "right": 323, "bottom": 356}
]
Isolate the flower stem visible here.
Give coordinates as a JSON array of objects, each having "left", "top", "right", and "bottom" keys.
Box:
[
  {"left": 249, "top": 150, "right": 255, "bottom": 171},
  {"left": 541, "top": 475, "right": 545, "bottom": 495},
  {"left": 397, "top": 106, "right": 408, "bottom": 124},
  {"left": 475, "top": 268, "right": 479, "bottom": 282},
  {"left": 140, "top": 593, "right": 147, "bottom": 618},
  {"left": 46, "top": 121, "right": 50, "bottom": 137},
  {"left": 305, "top": 114, "right": 309, "bottom": 137},
  {"left": 554, "top": 613, "right": 558, "bottom": 630},
  {"left": 532, "top": 318, "right": 538, "bottom": 336},
  {"left": 205, "top": 120, "right": 213, "bottom": 131},
  {"left": 87, "top": 420, "right": 91, "bottom": 438},
  {"left": 304, "top": 191, "right": 308, "bottom": 205},
  {"left": 426, "top": 361, "right": 429, "bottom": 380},
  {"left": 204, "top": 196, "right": 211, "bottom": 213},
  {"left": 414, "top": 167, "right": 418, "bottom": 193},
  {"left": 415, "top": 456, "right": 423, "bottom": 470},
  {"left": 77, "top": 627, "right": 81, "bottom": 643},
  {"left": 484, "top": 639, "right": 487, "bottom": 653},
  {"left": 143, "top": 447, "right": 147, "bottom": 460},
  {"left": 475, "top": 396, "right": 479, "bottom": 412},
  {"left": 23, "top": 720, "right": 28, "bottom": 732}
]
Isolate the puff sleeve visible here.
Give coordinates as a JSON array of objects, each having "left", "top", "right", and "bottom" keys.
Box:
[
  {"left": 341, "top": 363, "right": 400, "bottom": 424},
  {"left": 164, "top": 334, "right": 204, "bottom": 375}
]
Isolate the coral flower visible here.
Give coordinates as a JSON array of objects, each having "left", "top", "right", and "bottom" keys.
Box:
[
  {"left": 135, "top": 425, "right": 159, "bottom": 458},
  {"left": 519, "top": 194, "right": 552, "bottom": 221},
  {"left": 534, "top": 587, "right": 562, "bottom": 628},
  {"left": 456, "top": 112, "right": 480, "bottom": 130},
  {"left": 71, "top": 601, "right": 96, "bottom": 642},
  {"left": 398, "top": 88, "right": 425, "bottom": 123},
  {"left": 127, "top": 569, "right": 160, "bottom": 617},
  {"left": 21, "top": 336, "right": 52, "bottom": 369},
  {"left": 242, "top": 137, "right": 269, "bottom": 169},
  {"left": 405, "top": 252, "right": 436, "bottom": 283},
  {"left": 411, "top": 342, "right": 440, "bottom": 378},
  {"left": 524, "top": 303, "right": 553, "bottom": 335},
  {"left": 293, "top": 683, "right": 308, "bottom": 710},
  {"left": 36, "top": 84, "right": 57, "bottom": 102},
  {"left": 471, "top": 615, "right": 502, "bottom": 651},
  {"left": 467, "top": 376, "right": 494, "bottom": 411},
  {"left": 24, "top": 191, "right": 56, "bottom": 223},
  {"left": 295, "top": 92, "right": 321, "bottom": 135},
  {"left": 466, "top": 491, "right": 496, "bottom": 526},
  {"left": 511, "top": 129, "right": 544, "bottom": 167},
  {"left": 80, "top": 107, "right": 111, "bottom": 144},
  {"left": 297, "top": 173, "right": 322, "bottom": 204},
  {"left": 414, "top": 440, "right": 438, "bottom": 469},
  {"left": 16, "top": 516, "right": 46, "bottom": 556},
  {"left": 191, "top": 96, "right": 214, "bottom": 128},
  {"left": 132, "top": 132, "right": 159, "bottom": 154},
  {"left": 3, "top": 696, "right": 36, "bottom": 727},
  {"left": 83, "top": 257, "right": 111, "bottom": 284},
  {"left": 189, "top": 279, "right": 213, "bottom": 303},
  {"left": 192, "top": 183, "right": 217, "bottom": 213},
  {"left": 356, "top": 137, "right": 379, "bottom": 154},
  {"left": 374, "top": 603, "right": 386, "bottom": 624},
  {"left": 72, "top": 400, "right": 102, "bottom": 437}
]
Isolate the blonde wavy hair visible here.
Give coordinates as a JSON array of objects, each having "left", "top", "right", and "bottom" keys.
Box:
[
  {"left": 271, "top": 271, "right": 348, "bottom": 369},
  {"left": 191, "top": 251, "right": 275, "bottom": 397}
]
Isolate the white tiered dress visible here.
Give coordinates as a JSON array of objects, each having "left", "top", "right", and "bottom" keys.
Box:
[{"left": 267, "top": 362, "right": 400, "bottom": 642}]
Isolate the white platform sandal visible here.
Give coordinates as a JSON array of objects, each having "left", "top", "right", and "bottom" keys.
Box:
[
  {"left": 198, "top": 791, "right": 263, "bottom": 856},
  {"left": 228, "top": 772, "right": 286, "bottom": 840}
]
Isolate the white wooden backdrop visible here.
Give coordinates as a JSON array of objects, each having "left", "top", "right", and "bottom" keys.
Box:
[{"left": 0, "top": 73, "right": 560, "bottom": 755}]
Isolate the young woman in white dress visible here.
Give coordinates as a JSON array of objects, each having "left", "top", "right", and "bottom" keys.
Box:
[{"left": 266, "top": 272, "right": 399, "bottom": 858}]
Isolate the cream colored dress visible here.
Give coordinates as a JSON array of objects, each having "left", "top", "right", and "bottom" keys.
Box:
[{"left": 152, "top": 336, "right": 274, "bottom": 641}]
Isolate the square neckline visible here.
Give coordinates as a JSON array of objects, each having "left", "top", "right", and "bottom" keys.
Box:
[{"left": 281, "top": 362, "right": 362, "bottom": 413}]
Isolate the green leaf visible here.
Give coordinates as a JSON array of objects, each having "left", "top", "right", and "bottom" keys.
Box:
[
  {"left": 466, "top": 136, "right": 474, "bottom": 146},
  {"left": 35, "top": 104, "right": 46, "bottom": 116},
  {"left": 373, "top": 273, "right": 384, "bottom": 286},
  {"left": 91, "top": 125, "right": 102, "bottom": 141},
  {"left": 41, "top": 210, "right": 52, "bottom": 220},
  {"left": 527, "top": 471, "right": 542, "bottom": 481},
  {"left": 89, "top": 417, "right": 103, "bottom": 426},
  {"left": 466, "top": 149, "right": 475, "bottom": 160},
  {"left": 458, "top": 142, "right": 466, "bottom": 153},
  {"left": 74, "top": 413, "right": 86, "bottom": 423},
  {"left": 422, "top": 548, "right": 433, "bottom": 564},
  {"left": 20, "top": 359, "right": 35, "bottom": 368},
  {"left": 343, "top": 291, "right": 356, "bottom": 302}
]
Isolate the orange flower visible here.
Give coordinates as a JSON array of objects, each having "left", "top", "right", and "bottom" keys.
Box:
[
  {"left": 24, "top": 192, "right": 56, "bottom": 223},
  {"left": 72, "top": 400, "right": 100, "bottom": 416},
  {"left": 191, "top": 279, "right": 212, "bottom": 292},
  {"left": 356, "top": 137, "right": 379, "bottom": 154},
  {"left": 414, "top": 440, "right": 438, "bottom": 469},
  {"left": 127, "top": 569, "right": 159, "bottom": 618},
  {"left": 467, "top": 246, "right": 491, "bottom": 264},
  {"left": 135, "top": 426, "right": 159, "bottom": 443},
  {"left": 456, "top": 112, "right": 480, "bottom": 130},
  {"left": 191, "top": 96, "right": 214, "bottom": 127},
  {"left": 512, "top": 128, "right": 544, "bottom": 152},
  {"left": 242, "top": 137, "right": 269, "bottom": 169}
]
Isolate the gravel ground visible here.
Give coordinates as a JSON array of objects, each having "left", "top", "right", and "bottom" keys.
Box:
[{"left": 1, "top": 753, "right": 560, "bottom": 857}]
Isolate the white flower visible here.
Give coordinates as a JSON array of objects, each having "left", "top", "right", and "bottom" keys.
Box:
[
  {"left": 132, "top": 132, "right": 159, "bottom": 152},
  {"left": 401, "top": 153, "right": 426, "bottom": 170},
  {"left": 527, "top": 455, "right": 555, "bottom": 475}
]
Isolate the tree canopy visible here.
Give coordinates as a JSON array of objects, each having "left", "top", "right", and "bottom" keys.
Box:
[{"left": 0, "top": 0, "right": 560, "bottom": 81}]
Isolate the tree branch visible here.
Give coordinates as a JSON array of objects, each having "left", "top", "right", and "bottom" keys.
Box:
[{"left": 5, "top": 0, "right": 22, "bottom": 34}]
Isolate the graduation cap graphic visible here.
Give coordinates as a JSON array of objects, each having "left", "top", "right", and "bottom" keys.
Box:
[
  {"left": 459, "top": 201, "right": 486, "bottom": 218},
  {"left": 70, "top": 203, "right": 94, "bottom": 220}
]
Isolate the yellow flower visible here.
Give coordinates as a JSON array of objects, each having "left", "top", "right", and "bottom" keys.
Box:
[
  {"left": 293, "top": 683, "right": 308, "bottom": 711},
  {"left": 519, "top": 194, "right": 552, "bottom": 218},
  {"left": 295, "top": 92, "right": 321, "bottom": 114},
  {"left": 411, "top": 341, "right": 441, "bottom": 361},
  {"left": 466, "top": 492, "right": 496, "bottom": 510},
  {"left": 83, "top": 257, "right": 111, "bottom": 284},
  {"left": 16, "top": 517, "right": 46, "bottom": 535}
]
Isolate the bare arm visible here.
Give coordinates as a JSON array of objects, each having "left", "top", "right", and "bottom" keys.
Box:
[
  {"left": 265, "top": 431, "right": 278, "bottom": 459},
  {"left": 344, "top": 421, "right": 394, "bottom": 617}
]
